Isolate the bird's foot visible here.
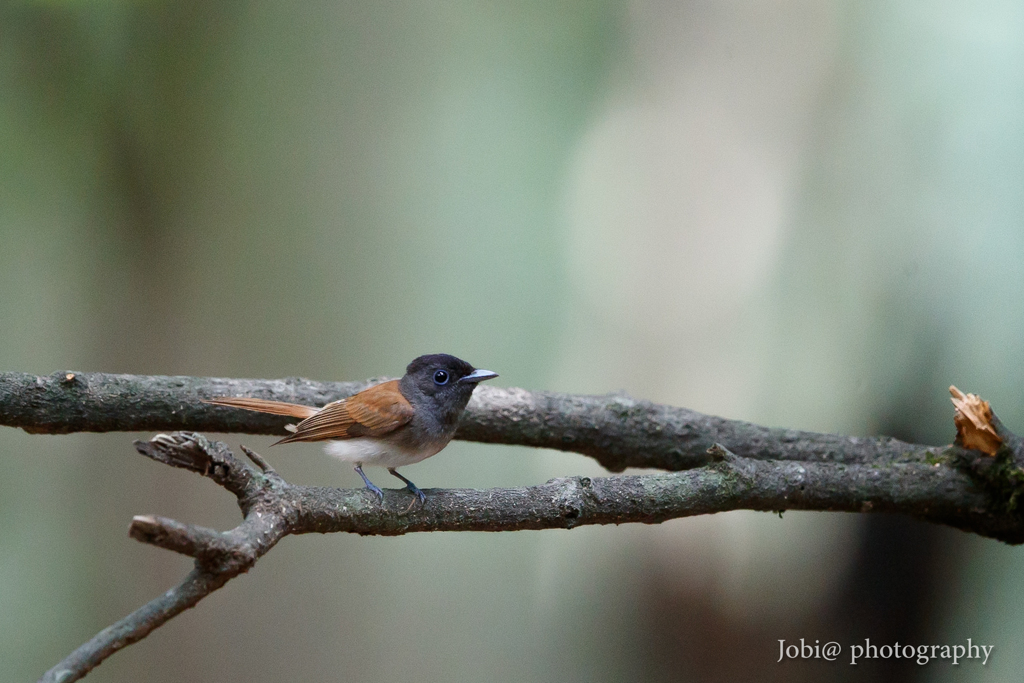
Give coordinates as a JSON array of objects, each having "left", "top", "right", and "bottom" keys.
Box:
[
  {"left": 355, "top": 465, "right": 385, "bottom": 502},
  {"left": 364, "top": 481, "right": 385, "bottom": 502},
  {"left": 405, "top": 482, "right": 427, "bottom": 504},
  {"left": 389, "top": 468, "right": 427, "bottom": 504}
]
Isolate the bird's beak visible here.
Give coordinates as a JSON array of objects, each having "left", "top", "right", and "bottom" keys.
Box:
[{"left": 459, "top": 369, "right": 499, "bottom": 384}]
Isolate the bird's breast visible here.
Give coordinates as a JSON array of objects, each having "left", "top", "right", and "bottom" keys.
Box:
[{"left": 323, "top": 437, "right": 444, "bottom": 467}]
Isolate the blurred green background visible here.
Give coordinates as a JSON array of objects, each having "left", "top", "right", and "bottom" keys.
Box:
[{"left": 2, "top": 1, "right": 1024, "bottom": 681}]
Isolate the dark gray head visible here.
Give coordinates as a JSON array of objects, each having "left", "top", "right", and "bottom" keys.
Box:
[{"left": 399, "top": 353, "right": 498, "bottom": 428}]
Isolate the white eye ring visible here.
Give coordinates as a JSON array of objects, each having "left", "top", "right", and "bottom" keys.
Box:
[{"left": 433, "top": 370, "right": 450, "bottom": 385}]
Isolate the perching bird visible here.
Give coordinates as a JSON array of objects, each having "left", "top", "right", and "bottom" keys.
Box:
[{"left": 205, "top": 354, "right": 497, "bottom": 502}]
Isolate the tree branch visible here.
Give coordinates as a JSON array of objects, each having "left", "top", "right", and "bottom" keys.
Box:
[
  {"left": 0, "top": 370, "right": 934, "bottom": 471},
  {"left": 42, "top": 568, "right": 230, "bottom": 683},
  {"left": 2, "top": 372, "right": 1021, "bottom": 681},
  {"left": 36, "top": 430, "right": 1017, "bottom": 683}
]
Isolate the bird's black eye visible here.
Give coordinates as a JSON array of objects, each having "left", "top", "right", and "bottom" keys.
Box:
[{"left": 433, "top": 370, "right": 450, "bottom": 385}]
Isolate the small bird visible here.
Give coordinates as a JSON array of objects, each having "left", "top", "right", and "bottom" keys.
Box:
[{"left": 205, "top": 354, "right": 497, "bottom": 502}]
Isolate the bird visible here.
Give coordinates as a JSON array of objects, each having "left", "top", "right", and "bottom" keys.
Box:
[{"left": 204, "top": 354, "right": 497, "bottom": 502}]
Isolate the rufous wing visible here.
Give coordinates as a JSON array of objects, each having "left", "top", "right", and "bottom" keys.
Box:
[
  {"left": 204, "top": 397, "right": 319, "bottom": 419},
  {"left": 274, "top": 379, "right": 414, "bottom": 444}
]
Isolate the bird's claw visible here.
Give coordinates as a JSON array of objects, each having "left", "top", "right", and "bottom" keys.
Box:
[
  {"left": 365, "top": 481, "right": 385, "bottom": 502},
  {"left": 406, "top": 483, "right": 427, "bottom": 504},
  {"left": 355, "top": 465, "right": 385, "bottom": 503}
]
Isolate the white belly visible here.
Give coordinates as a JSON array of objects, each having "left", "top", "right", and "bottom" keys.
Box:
[{"left": 323, "top": 438, "right": 440, "bottom": 468}]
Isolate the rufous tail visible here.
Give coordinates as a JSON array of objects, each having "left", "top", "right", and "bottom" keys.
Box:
[{"left": 203, "top": 397, "right": 319, "bottom": 419}]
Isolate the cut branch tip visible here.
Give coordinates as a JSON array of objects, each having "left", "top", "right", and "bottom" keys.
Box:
[{"left": 707, "top": 443, "right": 735, "bottom": 461}]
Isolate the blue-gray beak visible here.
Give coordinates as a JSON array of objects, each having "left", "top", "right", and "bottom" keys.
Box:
[{"left": 459, "top": 369, "right": 498, "bottom": 384}]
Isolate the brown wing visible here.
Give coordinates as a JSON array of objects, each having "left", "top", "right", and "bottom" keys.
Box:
[
  {"left": 204, "top": 397, "right": 319, "bottom": 419},
  {"left": 274, "top": 380, "right": 413, "bottom": 445}
]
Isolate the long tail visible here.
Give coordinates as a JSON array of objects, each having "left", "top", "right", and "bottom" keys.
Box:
[{"left": 203, "top": 397, "right": 319, "bottom": 420}]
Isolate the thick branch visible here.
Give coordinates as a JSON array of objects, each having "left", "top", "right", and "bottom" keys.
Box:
[
  {"left": 286, "top": 454, "right": 1000, "bottom": 538},
  {"left": 0, "top": 371, "right": 936, "bottom": 471}
]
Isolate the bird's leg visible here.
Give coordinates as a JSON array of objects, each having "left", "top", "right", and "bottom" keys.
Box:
[
  {"left": 388, "top": 468, "right": 427, "bottom": 503},
  {"left": 354, "top": 465, "right": 384, "bottom": 501}
]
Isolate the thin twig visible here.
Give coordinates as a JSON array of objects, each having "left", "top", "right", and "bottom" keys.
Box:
[
  {"left": 41, "top": 567, "right": 229, "bottom": 683},
  {"left": 239, "top": 444, "right": 274, "bottom": 473}
]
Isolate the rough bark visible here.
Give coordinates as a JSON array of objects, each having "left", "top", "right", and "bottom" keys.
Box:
[{"left": 0, "top": 370, "right": 933, "bottom": 470}]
